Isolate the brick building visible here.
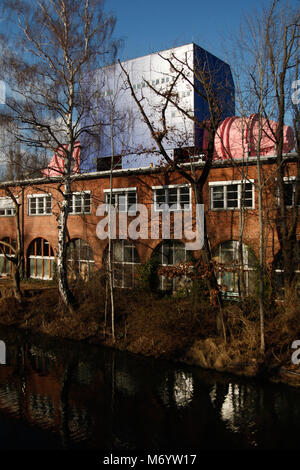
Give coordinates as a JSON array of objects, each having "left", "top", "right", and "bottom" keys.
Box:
[{"left": 0, "top": 151, "right": 299, "bottom": 297}]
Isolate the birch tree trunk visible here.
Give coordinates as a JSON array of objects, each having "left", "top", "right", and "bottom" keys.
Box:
[{"left": 109, "top": 109, "right": 115, "bottom": 343}]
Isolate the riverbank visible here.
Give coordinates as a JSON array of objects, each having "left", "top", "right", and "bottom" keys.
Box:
[{"left": 0, "top": 277, "right": 299, "bottom": 387}]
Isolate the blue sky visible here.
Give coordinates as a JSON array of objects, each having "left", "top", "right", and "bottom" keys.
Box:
[{"left": 106, "top": 0, "right": 298, "bottom": 64}]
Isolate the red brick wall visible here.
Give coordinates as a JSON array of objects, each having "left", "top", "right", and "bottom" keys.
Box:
[{"left": 0, "top": 160, "right": 299, "bottom": 273}]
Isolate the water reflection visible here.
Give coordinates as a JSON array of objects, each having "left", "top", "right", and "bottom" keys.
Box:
[
  {"left": 0, "top": 326, "right": 300, "bottom": 450},
  {"left": 159, "top": 371, "right": 194, "bottom": 409}
]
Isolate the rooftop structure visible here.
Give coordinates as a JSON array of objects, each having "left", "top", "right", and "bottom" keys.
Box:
[{"left": 80, "top": 43, "right": 235, "bottom": 171}]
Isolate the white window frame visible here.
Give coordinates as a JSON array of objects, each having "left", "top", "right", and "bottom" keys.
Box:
[
  {"left": 28, "top": 193, "right": 52, "bottom": 216},
  {"left": 278, "top": 176, "right": 299, "bottom": 208},
  {"left": 214, "top": 240, "right": 256, "bottom": 298},
  {"left": 111, "top": 240, "right": 140, "bottom": 288},
  {"left": 209, "top": 180, "right": 255, "bottom": 211},
  {"left": 69, "top": 191, "right": 91, "bottom": 215},
  {"left": 154, "top": 240, "right": 193, "bottom": 291},
  {"left": 28, "top": 238, "right": 55, "bottom": 280},
  {"left": 67, "top": 238, "right": 95, "bottom": 279},
  {"left": 152, "top": 184, "right": 191, "bottom": 212},
  {"left": 103, "top": 187, "right": 137, "bottom": 213},
  {"left": 0, "top": 197, "right": 17, "bottom": 217}
]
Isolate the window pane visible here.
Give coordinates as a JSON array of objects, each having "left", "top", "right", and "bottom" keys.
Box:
[
  {"left": 74, "top": 195, "right": 82, "bottom": 213},
  {"left": 124, "top": 245, "right": 132, "bottom": 262},
  {"left": 43, "top": 259, "right": 50, "bottom": 279},
  {"left": 0, "top": 256, "right": 5, "bottom": 274},
  {"left": 69, "top": 196, "right": 74, "bottom": 213},
  {"left": 85, "top": 245, "right": 94, "bottom": 261},
  {"left": 180, "top": 187, "right": 190, "bottom": 207},
  {"left": 160, "top": 275, "right": 173, "bottom": 291},
  {"left": 212, "top": 187, "right": 224, "bottom": 209},
  {"left": 161, "top": 242, "right": 171, "bottom": 265},
  {"left": 30, "top": 198, "right": 37, "bottom": 214},
  {"left": 36, "top": 239, "right": 42, "bottom": 256},
  {"left": 156, "top": 189, "right": 166, "bottom": 208},
  {"left": 30, "top": 258, "right": 35, "bottom": 277},
  {"left": 79, "top": 261, "right": 89, "bottom": 280},
  {"left": 36, "top": 258, "right": 42, "bottom": 277},
  {"left": 123, "top": 264, "right": 134, "bottom": 288},
  {"left": 50, "top": 259, "right": 55, "bottom": 279},
  {"left": 38, "top": 198, "right": 44, "bottom": 214},
  {"left": 242, "top": 183, "right": 253, "bottom": 207},
  {"left": 284, "top": 183, "right": 294, "bottom": 207},
  {"left": 220, "top": 242, "right": 235, "bottom": 264},
  {"left": 127, "top": 191, "right": 137, "bottom": 211},
  {"left": 247, "top": 270, "right": 257, "bottom": 295},
  {"left": 222, "top": 271, "right": 237, "bottom": 293},
  {"left": 84, "top": 193, "right": 91, "bottom": 212},
  {"left": 227, "top": 185, "right": 238, "bottom": 208},
  {"left": 111, "top": 194, "right": 116, "bottom": 206},
  {"left": 45, "top": 197, "right": 51, "bottom": 213},
  {"left": 168, "top": 188, "right": 178, "bottom": 205},
  {"left": 44, "top": 240, "right": 51, "bottom": 256},
  {"left": 174, "top": 244, "right": 186, "bottom": 264},
  {"left": 118, "top": 194, "right": 126, "bottom": 212},
  {"left": 133, "top": 246, "right": 139, "bottom": 264},
  {"left": 113, "top": 264, "right": 123, "bottom": 287},
  {"left": 113, "top": 242, "right": 123, "bottom": 263}
]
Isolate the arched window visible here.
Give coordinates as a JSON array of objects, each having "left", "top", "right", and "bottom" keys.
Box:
[
  {"left": 28, "top": 238, "right": 55, "bottom": 280},
  {"left": 0, "top": 237, "right": 16, "bottom": 276},
  {"left": 153, "top": 240, "right": 193, "bottom": 291},
  {"left": 212, "top": 240, "right": 257, "bottom": 297},
  {"left": 104, "top": 240, "right": 140, "bottom": 288},
  {"left": 67, "top": 238, "right": 94, "bottom": 280}
]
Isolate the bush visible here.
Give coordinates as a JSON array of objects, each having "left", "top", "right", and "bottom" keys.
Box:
[{"left": 135, "top": 257, "right": 160, "bottom": 292}]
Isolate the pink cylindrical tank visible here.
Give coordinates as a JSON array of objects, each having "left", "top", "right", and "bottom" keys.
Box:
[
  {"left": 203, "top": 114, "right": 294, "bottom": 160},
  {"left": 42, "top": 142, "right": 80, "bottom": 177}
]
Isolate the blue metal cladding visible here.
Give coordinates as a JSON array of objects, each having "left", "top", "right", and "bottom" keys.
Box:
[
  {"left": 80, "top": 43, "right": 235, "bottom": 172},
  {"left": 193, "top": 44, "right": 235, "bottom": 147}
]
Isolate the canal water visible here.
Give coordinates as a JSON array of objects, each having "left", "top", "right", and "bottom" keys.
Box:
[{"left": 0, "top": 325, "right": 300, "bottom": 453}]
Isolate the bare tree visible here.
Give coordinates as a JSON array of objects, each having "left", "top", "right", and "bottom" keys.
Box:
[
  {"left": 101, "top": 67, "right": 136, "bottom": 343},
  {"left": 220, "top": 1, "right": 299, "bottom": 351},
  {"left": 0, "top": 185, "right": 23, "bottom": 301},
  {"left": 119, "top": 47, "right": 235, "bottom": 339},
  {"left": 0, "top": 0, "right": 120, "bottom": 311},
  {"left": 246, "top": 1, "right": 300, "bottom": 295}
]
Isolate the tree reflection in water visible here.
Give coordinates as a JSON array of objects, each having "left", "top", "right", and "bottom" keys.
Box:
[{"left": 0, "top": 326, "right": 300, "bottom": 450}]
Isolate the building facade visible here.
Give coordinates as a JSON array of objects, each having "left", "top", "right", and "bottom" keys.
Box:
[
  {"left": 0, "top": 43, "right": 297, "bottom": 297},
  {"left": 0, "top": 152, "right": 299, "bottom": 297}
]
